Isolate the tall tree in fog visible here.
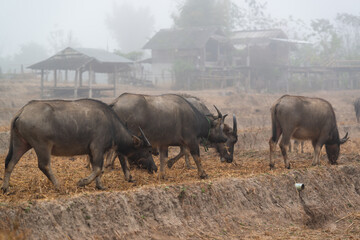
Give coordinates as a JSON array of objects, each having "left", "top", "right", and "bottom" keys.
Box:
[
  {"left": 172, "top": 0, "right": 279, "bottom": 31},
  {"left": 335, "top": 13, "right": 360, "bottom": 59},
  {"left": 173, "top": 0, "right": 228, "bottom": 28},
  {"left": 106, "top": 3, "right": 154, "bottom": 53},
  {"left": 48, "top": 29, "right": 81, "bottom": 54}
]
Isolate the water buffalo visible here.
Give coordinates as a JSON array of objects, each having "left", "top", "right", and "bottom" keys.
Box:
[
  {"left": 1, "top": 99, "right": 152, "bottom": 193},
  {"left": 354, "top": 98, "right": 360, "bottom": 123},
  {"left": 269, "top": 95, "right": 349, "bottom": 169},
  {"left": 167, "top": 95, "right": 238, "bottom": 169},
  {"left": 110, "top": 93, "right": 228, "bottom": 179}
]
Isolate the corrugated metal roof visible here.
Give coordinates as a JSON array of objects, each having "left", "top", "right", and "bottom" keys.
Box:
[
  {"left": 75, "top": 48, "right": 133, "bottom": 63},
  {"left": 143, "top": 27, "right": 226, "bottom": 50},
  {"left": 231, "top": 29, "right": 287, "bottom": 44},
  {"left": 28, "top": 47, "right": 133, "bottom": 71}
]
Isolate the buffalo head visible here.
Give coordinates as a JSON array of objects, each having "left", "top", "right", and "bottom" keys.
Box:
[
  {"left": 325, "top": 132, "right": 349, "bottom": 164},
  {"left": 127, "top": 127, "right": 156, "bottom": 172},
  {"left": 127, "top": 151, "right": 158, "bottom": 174},
  {"left": 207, "top": 105, "right": 228, "bottom": 143},
  {"left": 219, "top": 114, "right": 238, "bottom": 163}
]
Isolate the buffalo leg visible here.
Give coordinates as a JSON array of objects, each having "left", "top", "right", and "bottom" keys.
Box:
[
  {"left": 118, "top": 154, "right": 133, "bottom": 182},
  {"left": 288, "top": 141, "right": 292, "bottom": 153},
  {"left": 279, "top": 135, "right": 291, "bottom": 169},
  {"left": 268, "top": 138, "right": 277, "bottom": 169},
  {"left": 300, "top": 141, "right": 304, "bottom": 153},
  {"left": 167, "top": 147, "right": 185, "bottom": 169},
  {"left": 293, "top": 140, "right": 304, "bottom": 153},
  {"left": 311, "top": 140, "right": 322, "bottom": 166},
  {"left": 88, "top": 155, "right": 106, "bottom": 190},
  {"left": 105, "top": 149, "right": 117, "bottom": 169},
  {"left": 78, "top": 150, "right": 103, "bottom": 188},
  {"left": 167, "top": 146, "right": 194, "bottom": 169},
  {"left": 1, "top": 137, "right": 31, "bottom": 193},
  {"left": 184, "top": 148, "right": 195, "bottom": 169},
  {"left": 159, "top": 146, "right": 168, "bottom": 179},
  {"left": 34, "top": 145, "right": 60, "bottom": 190},
  {"left": 189, "top": 145, "right": 208, "bottom": 179}
]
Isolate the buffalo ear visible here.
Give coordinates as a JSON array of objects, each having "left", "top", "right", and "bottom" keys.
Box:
[{"left": 132, "top": 135, "right": 142, "bottom": 148}]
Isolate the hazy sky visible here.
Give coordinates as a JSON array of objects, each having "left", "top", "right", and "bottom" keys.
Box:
[{"left": 0, "top": 0, "right": 359, "bottom": 57}]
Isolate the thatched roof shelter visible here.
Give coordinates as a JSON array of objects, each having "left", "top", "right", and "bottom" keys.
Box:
[{"left": 29, "top": 47, "right": 133, "bottom": 98}]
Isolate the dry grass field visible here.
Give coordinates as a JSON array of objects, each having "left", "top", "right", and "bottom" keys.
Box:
[{"left": 0, "top": 78, "right": 359, "bottom": 239}]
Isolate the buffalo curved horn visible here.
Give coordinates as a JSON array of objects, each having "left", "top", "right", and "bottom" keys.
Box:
[
  {"left": 138, "top": 127, "right": 151, "bottom": 146},
  {"left": 233, "top": 114, "right": 237, "bottom": 135},
  {"left": 213, "top": 105, "right": 222, "bottom": 119},
  {"left": 223, "top": 114, "right": 228, "bottom": 120},
  {"left": 340, "top": 132, "right": 349, "bottom": 144}
]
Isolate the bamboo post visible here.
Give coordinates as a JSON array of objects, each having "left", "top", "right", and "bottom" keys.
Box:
[
  {"left": 41, "top": 69, "right": 44, "bottom": 99},
  {"left": 74, "top": 69, "right": 78, "bottom": 98},
  {"left": 79, "top": 70, "right": 83, "bottom": 87},
  {"left": 54, "top": 69, "right": 57, "bottom": 87},
  {"left": 65, "top": 70, "right": 68, "bottom": 83},
  {"left": 88, "top": 64, "right": 92, "bottom": 98},
  {"left": 113, "top": 65, "right": 117, "bottom": 97}
]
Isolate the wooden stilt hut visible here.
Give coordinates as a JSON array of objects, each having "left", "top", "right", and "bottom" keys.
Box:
[{"left": 28, "top": 47, "right": 133, "bottom": 98}]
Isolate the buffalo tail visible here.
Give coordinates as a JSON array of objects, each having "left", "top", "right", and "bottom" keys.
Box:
[
  {"left": 5, "top": 116, "right": 19, "bottom": 169},
  {"left": 271, "top": 103, "right": 279, "bottom": 143}
]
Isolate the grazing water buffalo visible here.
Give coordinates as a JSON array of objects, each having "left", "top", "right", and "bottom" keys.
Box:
[
  {"left": 110, "top": 93, "right": 228, "bottom": 179},
  {"left": 354, "top": 98, "right": 360, "bottom": 123},
  {"left": 269, "top": 95, "right": 349, "bottom": 169},
  {"left": 1, "top": 99, "right": 152, "bottom": 193},
  {"left": 167, "top": 95, "right": 238, "bottom": 169}
]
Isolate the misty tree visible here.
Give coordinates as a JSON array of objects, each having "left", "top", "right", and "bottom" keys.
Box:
[
  {"left": 335, "top": 13, "right": 360, "bottom": 59},
  {"left": 172, "top": 0, "right": 228, "bottom": 28},
  {"left": 231, "top": 0, "right": 279, "bottom": 30},
  {"left": 172, "top": 0, "right": 281, "bottom": 31},
  {"left": 307, "top": 19, "right": 342, "bottom": 64},
  {"left": 106, "top": 3, "right": 154, "bottom": 53},
  {"left": 13, "top": 42, "right": 49, "bottom": 68},
  {"left": 48, "top": 29, "right": 81, "bottom": 54}
]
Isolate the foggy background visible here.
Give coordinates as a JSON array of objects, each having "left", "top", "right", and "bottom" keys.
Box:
[{"left": 1, "top": 0, "right": 359, "bottom": 67}]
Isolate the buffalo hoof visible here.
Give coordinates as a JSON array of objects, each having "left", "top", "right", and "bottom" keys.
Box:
[
  {"left": 148, "top": 168, "right": 158, "bottom": 174},
  {"left": 96, "top": 185, "right": 107, "bottom": 190},
  {"left": 1, "top": 186, "right": 8, "bottom": 194},
  {"left": 286, "top": 164, "right": 291, "bottom": 169},
  {"left": 158, "top": 173, "right": 166, "bottom": 180},
  {"left": 126, "top": 175, "right": 134, "bottom": 183},
  {"left": 167, "top": 161, "right": 174, "bottom": 169},
  {"left": 77, "top": 179, "right": 87, "bottom": 188},
  {"left": 269, "top": 164, "right": 275, "bottom": 170},
  {"left": 199, "top": 172, "right": 208, "bottom": 179}
]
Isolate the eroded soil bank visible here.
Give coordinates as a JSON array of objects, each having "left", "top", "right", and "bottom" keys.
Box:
[{"left": 1, "top": 163, "right": 360, "bottom": 240}]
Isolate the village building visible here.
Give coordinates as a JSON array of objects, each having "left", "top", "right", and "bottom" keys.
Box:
[
  {"left": 28, "top": 47, "right": 133, "bottom": 98},
  {"left": 231, "top": 29, "right": 291, "bottom": 91},
  {"left": 143, "top": 27, "right": 232, "bottom": 88}
]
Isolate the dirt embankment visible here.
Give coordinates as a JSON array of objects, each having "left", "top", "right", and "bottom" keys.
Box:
[{"left": 1, "top": 164, "right": 359, "bottom": 240}]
